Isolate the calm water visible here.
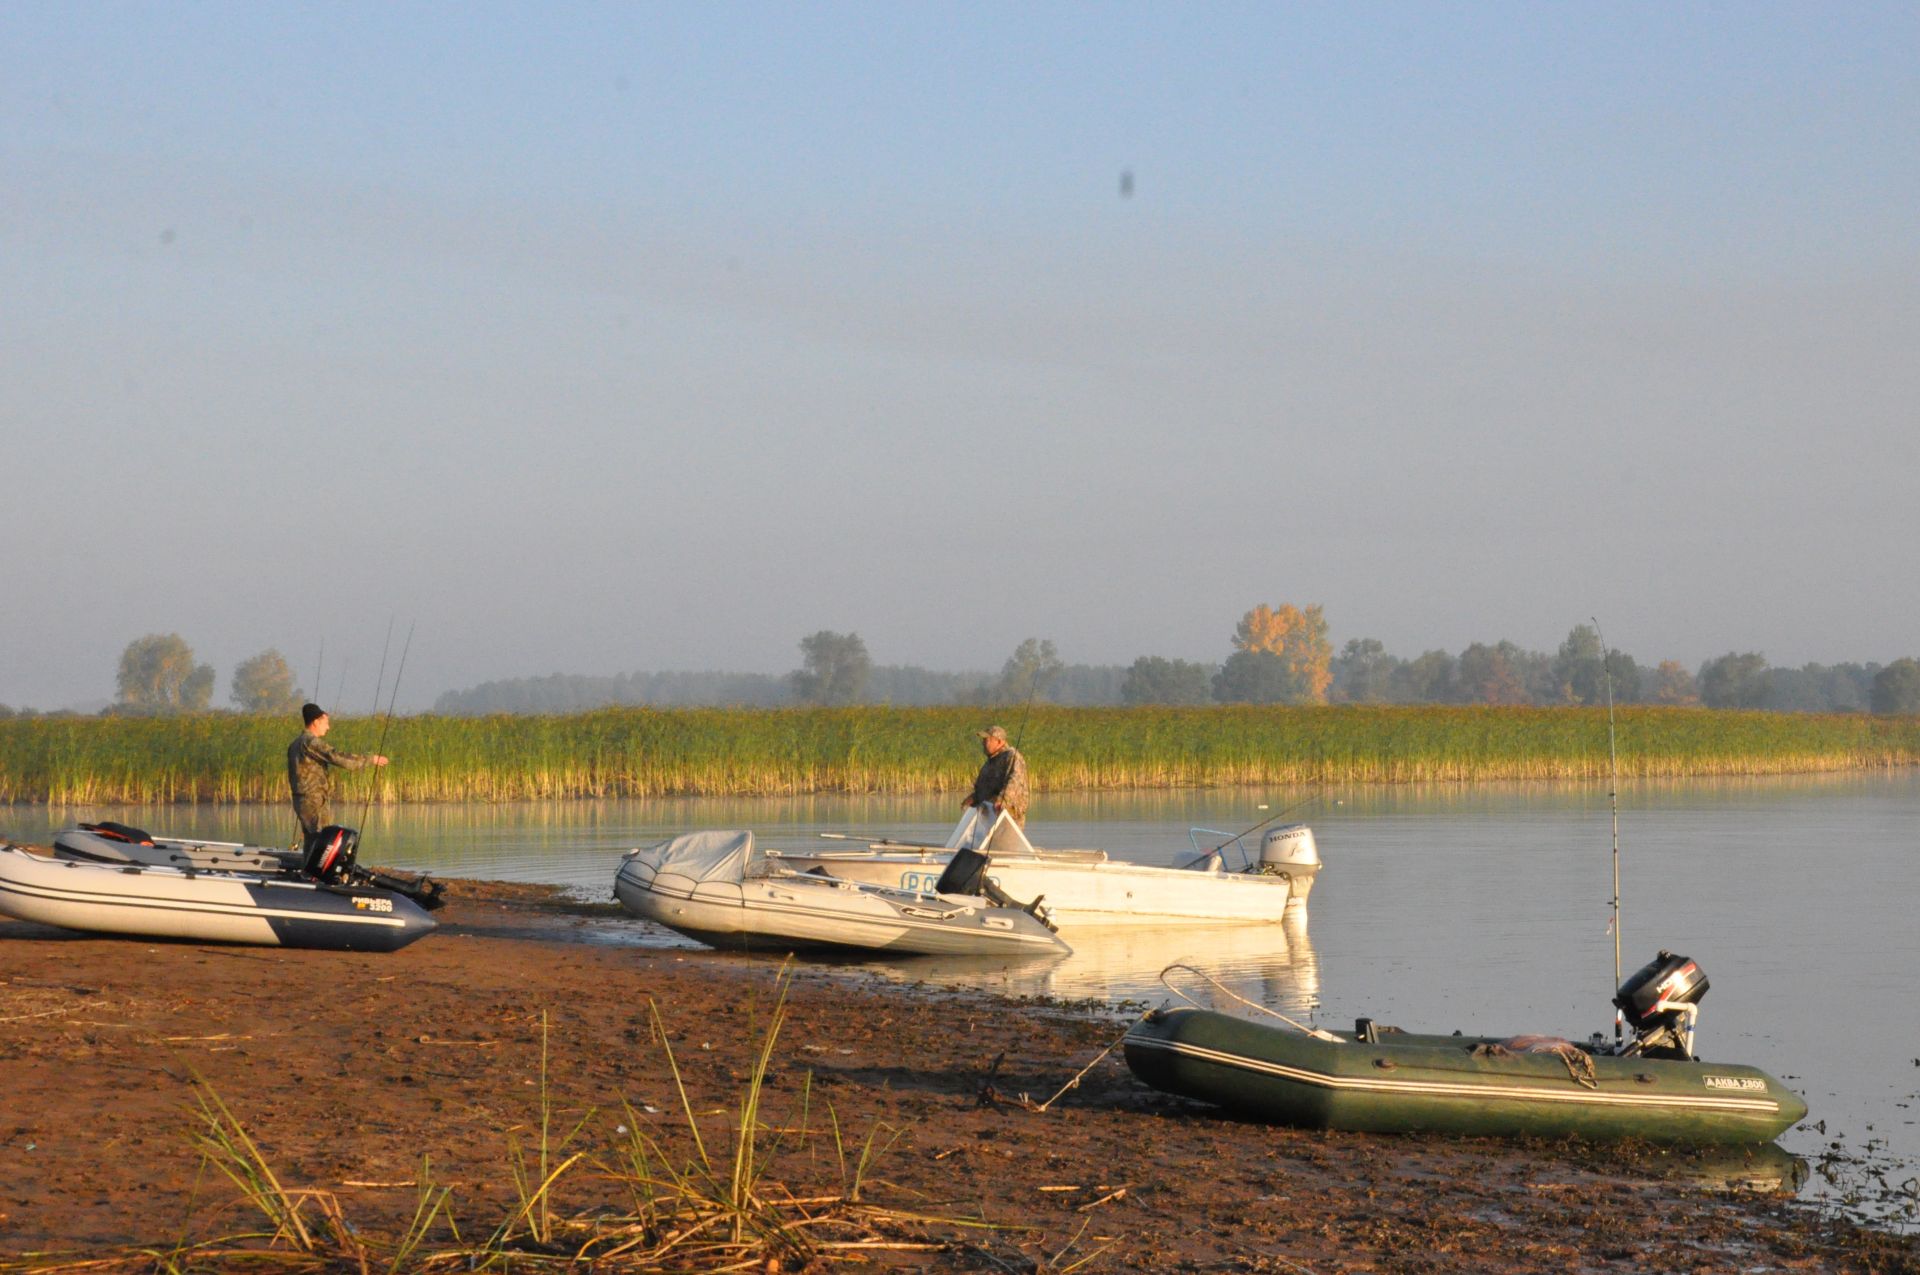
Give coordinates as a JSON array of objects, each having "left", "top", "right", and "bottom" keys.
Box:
[{"left": 7, "top": 773, "right": 1917, "bottom": 1202}]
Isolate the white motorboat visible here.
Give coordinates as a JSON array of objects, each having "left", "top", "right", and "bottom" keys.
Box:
[
  {"left": 613, "top": 829, "right": 1069, "bottom": 957},
  {"left": 765, "top": 809, "right": 1320, "bottom": 926}
]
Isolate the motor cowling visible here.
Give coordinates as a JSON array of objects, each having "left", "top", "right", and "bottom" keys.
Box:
[
  {"left": 1258, "top": 824, "right": 1320, "bottom": 870},
  {"left": 1615, "top": 950, "right": 1709, "bottom": 1029},
  {"left": 1254, "top": 823, "right": 1322, "bottom": 907},
  {"left": 1613, "top": 950, "right": 1709, "bottom": 1059},
  {"left": 302, "top": 825, "right": 361, "bottom": 883}
]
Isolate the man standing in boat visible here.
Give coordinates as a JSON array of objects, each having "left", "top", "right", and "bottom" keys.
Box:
[
  {"left": 963, "top": 725, "right": 1030, "bottom": 827},
  {"left": 288, "top": 703, "right": 388, "bottom": 838}
]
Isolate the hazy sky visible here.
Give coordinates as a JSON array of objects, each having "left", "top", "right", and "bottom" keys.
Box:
[{"left": 4, "top": 4, "right": 1916, "bottom": 710}]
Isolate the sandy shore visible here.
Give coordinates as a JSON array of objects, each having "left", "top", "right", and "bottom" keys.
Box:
[{"left": 0, "top": 871, "right": 1913, "bottom": 1273}]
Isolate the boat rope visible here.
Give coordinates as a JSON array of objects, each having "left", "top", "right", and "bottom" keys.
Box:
[
  {"left": 1159, "top": 963, "right": 1342, "bottom": 1042},
  {"left": 1471, "top": 1038, "right": 1600, "bottom": 1089},
  {"left": 1004, "top": 1018, "right": 1145, "bottom": 1114}
]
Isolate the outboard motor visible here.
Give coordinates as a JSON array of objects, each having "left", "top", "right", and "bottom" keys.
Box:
[
  {"left": 929, "top": 846, "right": 1057, "bottom": 932},
  {"left": 1258, "top": 824, "right": 1322, "bottom": 904},
  {"left": 933, "top": 846, "right": 990, "bottom": 897},
  {"left": 1613, "top": 950, "right": 1710, "bottom": 1059},
  {"left": 301, "top": 825, "right": 361, "bottom": 884}
]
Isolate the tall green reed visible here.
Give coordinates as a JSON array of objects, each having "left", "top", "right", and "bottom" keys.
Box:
[{"left": 6, "top": 704, "right": 1917, "bottom": 805}]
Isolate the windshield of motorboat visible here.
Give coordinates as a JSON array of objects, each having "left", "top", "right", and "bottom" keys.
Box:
[
  {"left": 946, "top": 808, "right": 1042, "bottom": 858},
  {"left": 1178, "top": 827, "right": 1251, "bottom": 872}
]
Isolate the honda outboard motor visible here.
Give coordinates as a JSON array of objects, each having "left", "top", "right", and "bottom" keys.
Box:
[
  {"left": 1257, "top": 824, "right": 1322, "bottom": 903},
  {"left": 301, "top": 825, "right": 361, "bottom": 884},
  {"left": 1613, "top": 950, "right": 1710, "bottom": 1059}
]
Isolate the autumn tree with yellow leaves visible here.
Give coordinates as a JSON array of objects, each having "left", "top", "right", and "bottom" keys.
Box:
[{"left": 1211, "top": 603, "right": 1334, "bottom": 704}]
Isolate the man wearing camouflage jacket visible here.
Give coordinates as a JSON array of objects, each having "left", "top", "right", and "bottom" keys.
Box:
[
  {"left": 287, "top": 702, "right": 388, "bottom": 837},
  {"left": 963, "top": 725, "right": 1029, "bottom": 827}
]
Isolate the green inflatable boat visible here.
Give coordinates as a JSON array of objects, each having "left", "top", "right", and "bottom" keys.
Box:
[{"left": 1125, "top": 952, "right": 1808, "bottom": 1145}]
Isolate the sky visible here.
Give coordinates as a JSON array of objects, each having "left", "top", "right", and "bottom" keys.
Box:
[{"left": 3, "top": 3, "right": 1917, "bottom": 710}]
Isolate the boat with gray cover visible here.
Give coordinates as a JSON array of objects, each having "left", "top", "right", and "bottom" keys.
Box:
[
  {"left": 614, "top": 830, "right": 1069, "bottom": 957},
  {"left": 0, "top": 844, "right": 436, "bottom": 952}
]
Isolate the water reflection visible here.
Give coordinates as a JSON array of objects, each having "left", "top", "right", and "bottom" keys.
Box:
[{"left": 850, "top": 911, "right": 1317, "bottom": 1012}]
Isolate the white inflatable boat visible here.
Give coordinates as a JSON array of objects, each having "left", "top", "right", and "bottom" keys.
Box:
[
  {"left": 613, "top": 830, "right": 1068, "bottom": 957},
  {"left": 51, "top": 822, "right": 443, "bottom": 911},
  {"left": 54, "top": 822, "right": 301, "bottom": 873},
  {"left": 0, "top": 843, "right": 436, "bottom": 952}
]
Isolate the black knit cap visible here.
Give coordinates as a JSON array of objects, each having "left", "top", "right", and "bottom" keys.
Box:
[{"left": 301, "top": 703, "right": 326, "bottom": 726}]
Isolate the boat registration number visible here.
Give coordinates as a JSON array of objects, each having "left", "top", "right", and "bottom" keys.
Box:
[
  {"left": 899, "top": 871, "right": 942, "bottom": 893},
  {"left": 1703, "top": 1076, "right": 1767, "bottom": 1092}
]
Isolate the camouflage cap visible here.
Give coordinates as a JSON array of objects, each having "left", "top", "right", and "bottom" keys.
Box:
[{"left": 977, "top": 725, "right": 1009, "bottom": 742}]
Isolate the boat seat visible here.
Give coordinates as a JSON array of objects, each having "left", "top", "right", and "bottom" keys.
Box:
[
  {"left": 933, "top": 847, "right": 990, "bottom": 896},
  {"left": 80, "top": 820, "right": 157, "bottom": 846}
]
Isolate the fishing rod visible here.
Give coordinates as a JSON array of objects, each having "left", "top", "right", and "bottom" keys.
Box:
[
  {"left": 1011, "top": 662, "right": 1042, "bottom": 751},
  {"left": 366, "top": 617, "right": 396, "bottom": 728},
  {"left": 355, "top": 618, "right": 404, "bottom": 833},
  {"left": 312, "top": 638, "right": 324, "bottom": 706},
  {"left": 332, "top": 658, "right": 349, "bottom": 714},
  {"left": 1204, "top": 791, "right": 1324, "bottom": 860},
  {"left": 1593, "top": 616, "right": 1624, "bottom": 1046}
]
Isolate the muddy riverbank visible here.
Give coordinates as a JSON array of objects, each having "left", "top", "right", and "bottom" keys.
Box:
[{"left": 1, "top": 874, "right": 1913, "bottom": 1272}]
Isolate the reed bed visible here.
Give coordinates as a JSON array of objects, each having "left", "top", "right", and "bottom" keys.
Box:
[{"left": 2, "top": 705, "right": 1918, "bottom": 805}]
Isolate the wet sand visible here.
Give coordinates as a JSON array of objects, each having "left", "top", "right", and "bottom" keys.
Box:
[{"left": 0, "top": 873, "right": 1913, "bottom": 1273}]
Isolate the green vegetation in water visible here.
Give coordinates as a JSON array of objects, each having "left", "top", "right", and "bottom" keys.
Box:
[{"left": 3, "top": 704, "right": 1919, "bottom": 805}]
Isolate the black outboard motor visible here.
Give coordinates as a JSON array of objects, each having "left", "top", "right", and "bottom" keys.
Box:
[
  {"left": 929, "top": 846, "right": 1057, "bottom": 931},
  {"left": 1613, "top": 950, "right": 1710, "bottom": 1059},
  {"left": 301, "top": 825, "right": 361, "bottom": 884}
]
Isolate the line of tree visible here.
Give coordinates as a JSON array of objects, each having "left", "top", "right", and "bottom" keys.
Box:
[
  {"left": 1325, "top": 634, "right": 1919, "bottom": 715},
  {"left": 433, "top": 615, "right": 1920, "bottom": 716},
  {"left": 16, "top": 622, "right": 1910, "bottom": 721}
]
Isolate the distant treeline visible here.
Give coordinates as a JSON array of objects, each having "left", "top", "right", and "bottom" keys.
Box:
[
  {"left": 11, "top": 614, "right": 1918, "bottom": 722},
  {"left": 431, "top": 663, "right": 1130, "bottom": 715},
  {"left": 6, "top": 704, "right": 1920, "bottom": 805},
  {"left": 428, "top": 637, "right": 1918, "bottom": 717}
]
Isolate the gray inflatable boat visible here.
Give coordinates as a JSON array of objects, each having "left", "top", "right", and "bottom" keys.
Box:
[
  {"left": 52, "top": 822, "right": 444, "bottom": 912},
  {"left": 0, "top": 843, "right": 436, "bottom": 952},
  {"left": 54, "top": 823, "right": 301, "bottom": 873},
  {"left": 615, "top": 829, "right": 1068, "bottom": 957}
]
